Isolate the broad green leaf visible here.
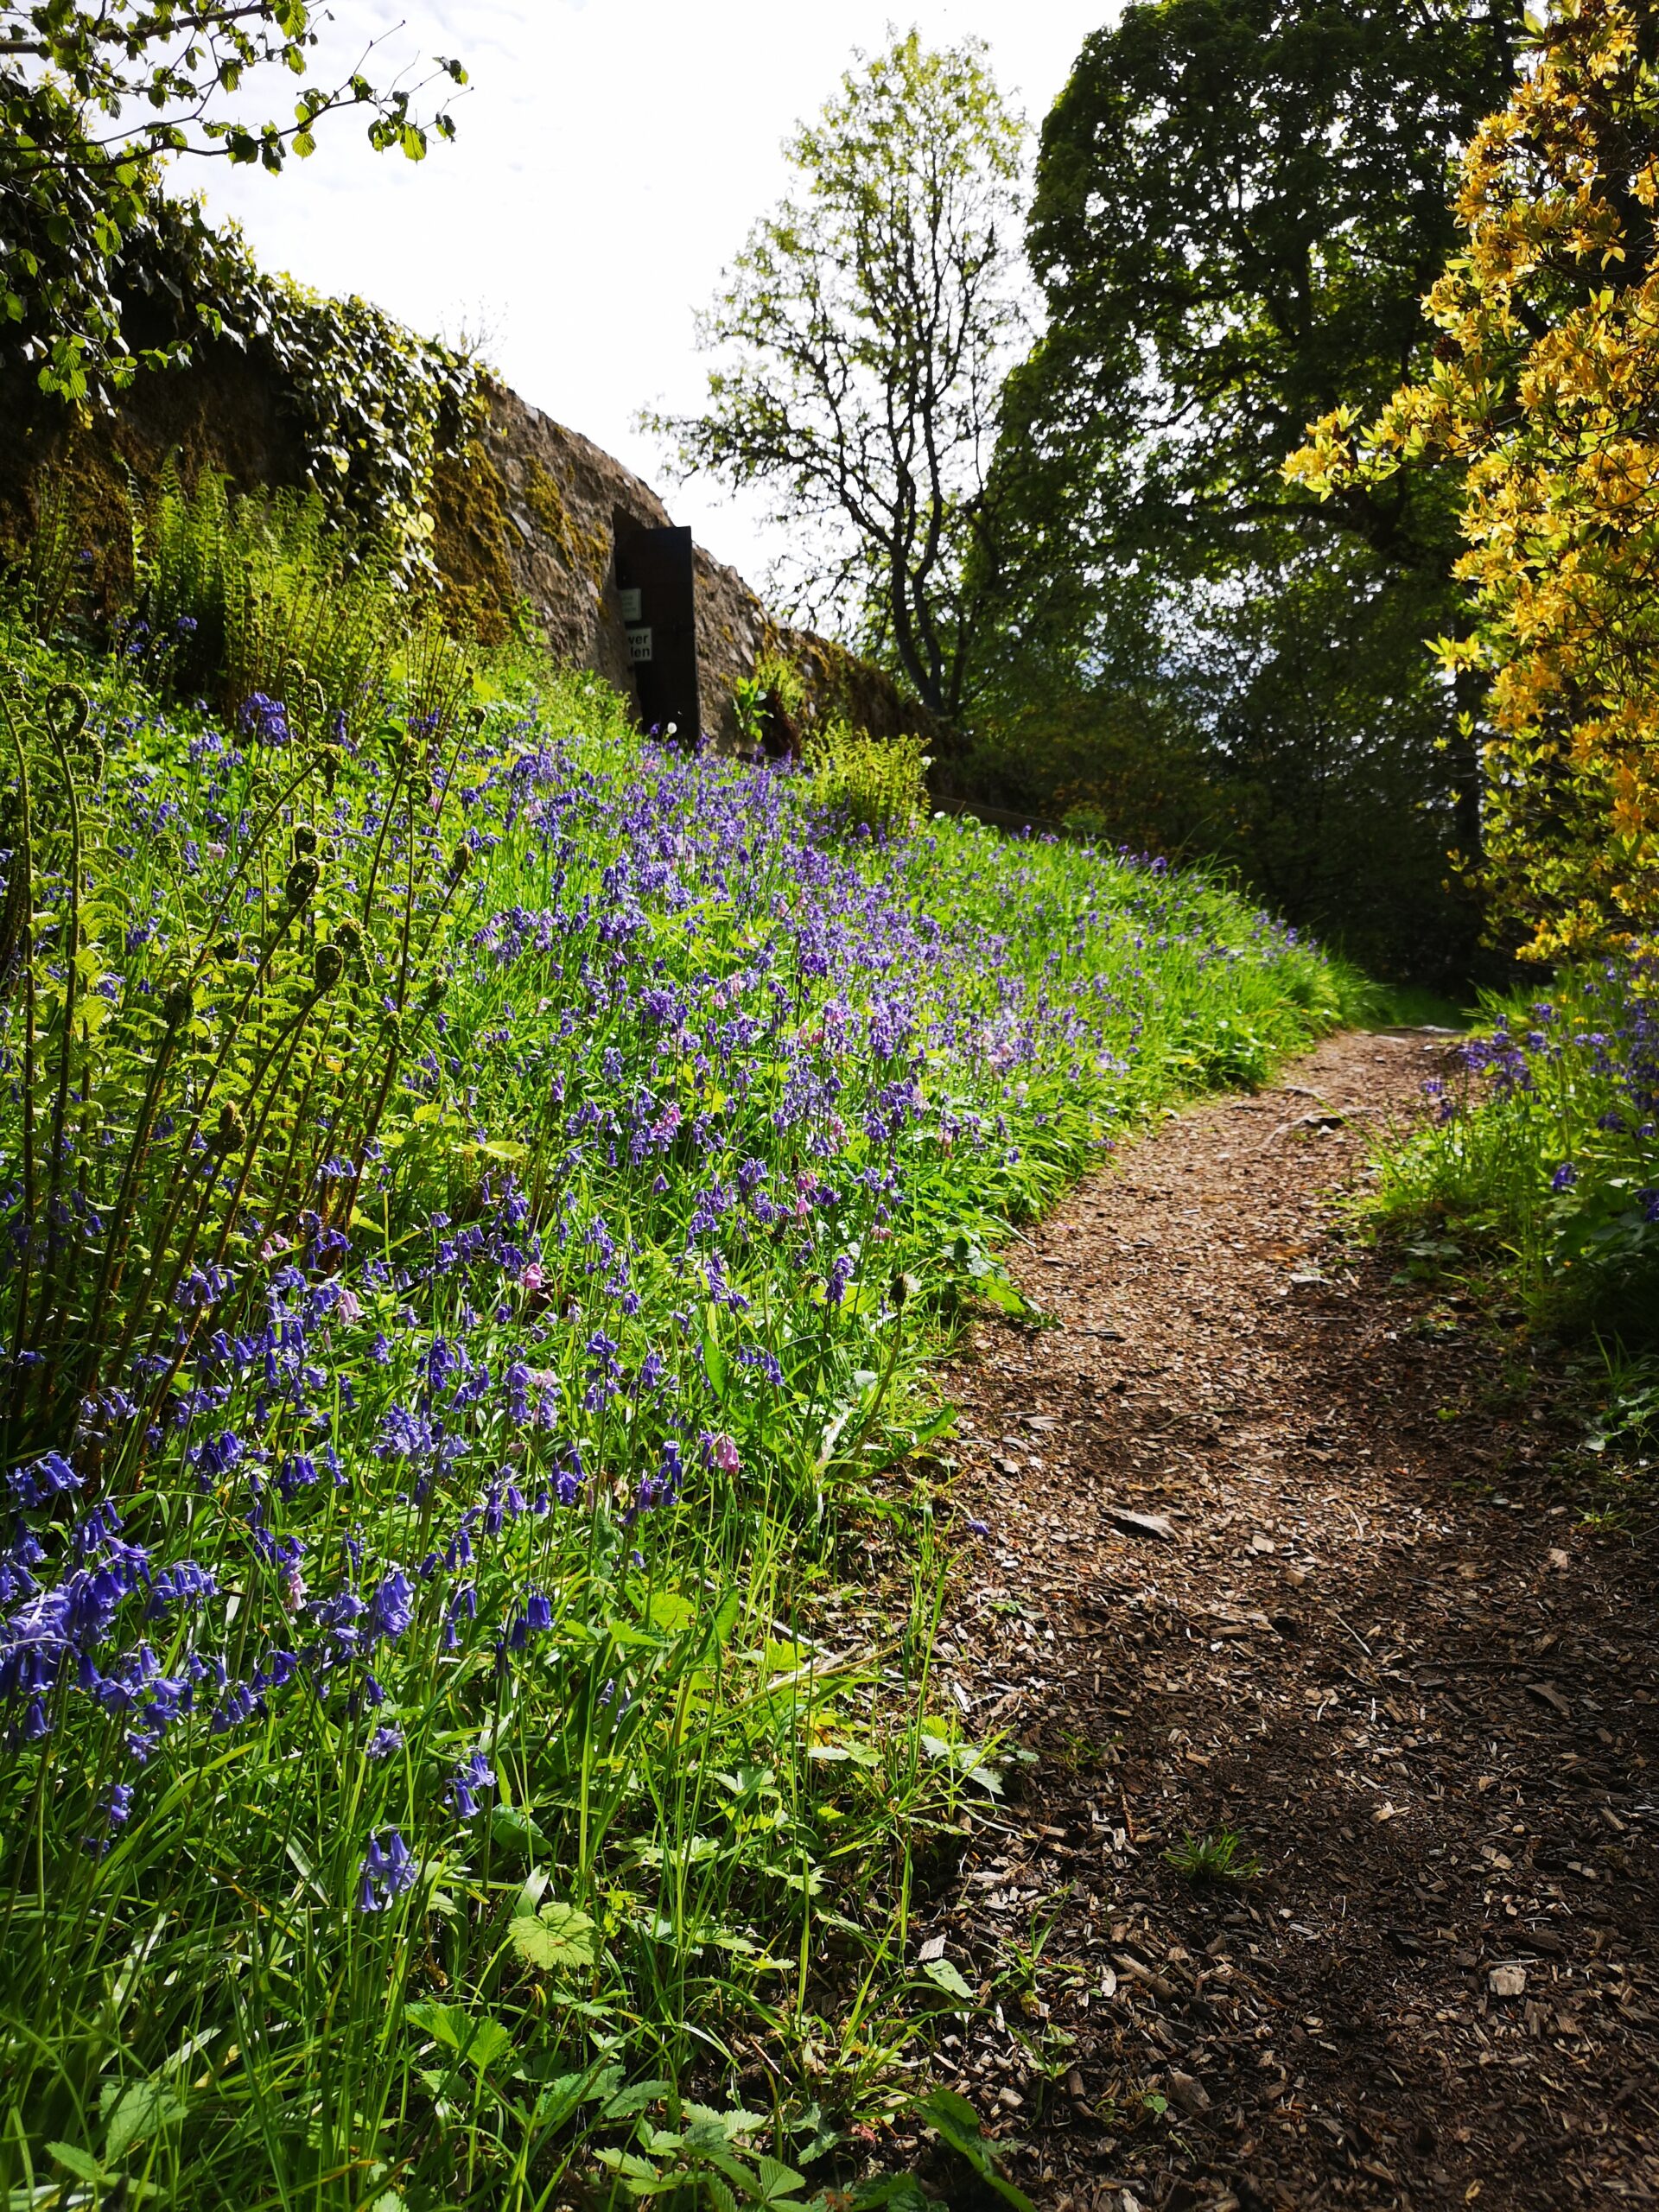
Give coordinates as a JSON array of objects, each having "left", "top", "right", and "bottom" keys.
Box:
[
  {"left": 601, "top": 2075, "right": 675, "bottom": 2119},
  {"left": 754, "top": 2152, "right": 808, "bottom": 2199},
  {"left": 682, "top": 2101, "right": 766, "bottom": 2141},
  {"left": 920, "top": 1955, "right": 976, "bottom": 2003},
  {"left": 506, "top": 1900, "right": 597, "bottom": 1971},
  {"left": 639, "top": 1588, "right": 696, "bottom": 1633},
  {"left": 404, "top": 1999, "right": 514, "bottom": 2072},
  {"left": 490, "top": 1804, "right": 547, "bottom": 1856},
  {"left": 914, "top": 2088, "right": 1033, "bottom": 2211},
  {"left": 103, "top": 2079, "right": 186, "bottom": 2159},
  {"left": 49, "top": 2144, "right": 116, "bottom": 2186}
]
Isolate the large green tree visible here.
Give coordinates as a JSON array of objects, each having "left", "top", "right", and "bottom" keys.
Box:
[
  {"left": 653, "top": 32, "right": 1026, "bottom": 721},
  {"left": 978, "top": 0, "right": 1520, "bottom": 976}
]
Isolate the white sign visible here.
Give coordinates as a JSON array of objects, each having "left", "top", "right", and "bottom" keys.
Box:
[
  {"left": 617, "top": 588, "right": 643, "bottom": 622},
  {"left": 626, "top": 626, "right": 653, "bottom": 664}
]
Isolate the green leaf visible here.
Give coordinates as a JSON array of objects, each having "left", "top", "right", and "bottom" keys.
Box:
[
  {"left": 507, "top": 1900, "right": 598, "bottom": 1971},
  {"left": 920, "top": 1955, "right": 976, "bottom": 2004},
  {"left": 103, "top": 2079, "right": 186, "bottom": 2160},
  {"left": 48, "top": 2144, "right": 116, "bottom": 2186},
  {"left": 489, "top": 1804, "right": 548, "bottom": 1856},
  {"left": 851, "top": 2180, "right": 931, "bottom": 2211},
  {"left": 602, "top": 2075, "right": 675, "bottom": 2119},
  {"left": 639, "top": 1588, "right": 696, "bottom": 1633},
  {"left": 404, "top": 2000, "right": 514, "bottom": 2072},
  {"left": 682, "top": 2101, "right": 766, "bottom": 2141},
  {"left": 915, "top": 2088, "right": 1033, "bottom": 2210},
  {"left": 754, "top": 2153, "right": 807, "bottom": 2200},
  {"left": 976, "top": 1272, "right": 1032, "bottom": 1315}
]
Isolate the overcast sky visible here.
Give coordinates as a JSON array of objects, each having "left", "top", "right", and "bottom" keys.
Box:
[{"left": 188, "top": 2, "right": 1106, "bottom": 590}]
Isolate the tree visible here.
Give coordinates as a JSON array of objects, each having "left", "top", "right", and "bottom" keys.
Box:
[
  {"left": 652, "top": 32, "right": 1027, "bottom": 721},
  {"left": 972, "top": 0, "right": 1519, "bottom": 976},
  {"left": 1000, "top": 0, "right": 1516, "bottom": 588},
  {"left": 1291, "top": 0, "right": 1659, "bottom": 959},
  {"left": 1, "top": 1, "right": 466, "bottom": 406}
]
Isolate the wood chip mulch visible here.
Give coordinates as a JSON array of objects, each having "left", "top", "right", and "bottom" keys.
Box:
[{"left": 916, "top": 1030, "right": 1659, "bottom": 2212}]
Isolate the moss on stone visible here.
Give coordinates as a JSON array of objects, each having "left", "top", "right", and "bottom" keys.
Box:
[
  {"left": 521, "top": 456, "right": 608, "bottom": 584},
  {"left": 428, "top": 438, "right": 517, "bottom": 645}
]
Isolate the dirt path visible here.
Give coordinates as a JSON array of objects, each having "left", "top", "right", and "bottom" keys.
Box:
[{"left": 923, "top": 1031, "right": 1659, "bottom": 2212}]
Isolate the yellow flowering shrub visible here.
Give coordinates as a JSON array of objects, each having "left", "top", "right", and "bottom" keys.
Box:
[{"left": 1287, "top": 0, "right": 1659, "bottom": 958}]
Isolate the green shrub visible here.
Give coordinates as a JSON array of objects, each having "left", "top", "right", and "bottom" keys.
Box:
[
  {"left": 0, "top": 626, "right": 477, "bottom": 1465},
  {"left": 1370, "top": 953, "right": 1659, "bottom": 1335},
  {"left": 807, "top": 717, "right": 931, "bottom": 834},
  {"left": 127, "top": 464, "right": 416, "bottom": 738},
  {"left": 733, "top": 649, "right": 809, "bottom": 749}
]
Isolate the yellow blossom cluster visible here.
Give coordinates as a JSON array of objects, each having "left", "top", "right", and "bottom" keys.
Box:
[{"left": 1287, "top": 0, "right": 1659, "bottom": 958}]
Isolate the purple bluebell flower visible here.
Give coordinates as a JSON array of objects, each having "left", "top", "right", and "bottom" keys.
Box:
[
  {"left": 8, "top": 1452, "right": 82, "bottom": 1509},
  {"left": 369, "top": 1569, "right": 414, "bottom": 1643},
  {"left": 357, "top": 1827, "right": 417, "bottom": 1911},
  {"left": 447, "top": 1746, "right": 496, "bottom": 1819}
]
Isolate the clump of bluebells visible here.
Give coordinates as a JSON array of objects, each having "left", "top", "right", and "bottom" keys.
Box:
[
  {"left": 0, "top": 627, "right": 1347, "bottom": 2206},
  {"left": 1381, "top": 950, "right": 1659, "bottom": 1324}
]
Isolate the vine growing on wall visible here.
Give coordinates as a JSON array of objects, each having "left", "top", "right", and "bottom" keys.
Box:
[{"left": 98, "top": 188, "right": 487, "bottom": 574}]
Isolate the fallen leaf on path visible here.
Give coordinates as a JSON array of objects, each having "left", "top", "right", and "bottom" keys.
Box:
[
  {"left": 1107, "top": 1507, "right": 1175, "bottom": 1541},
  {"left": 1165, "top": 2069, "right": 1211, "bottom": 2114}
]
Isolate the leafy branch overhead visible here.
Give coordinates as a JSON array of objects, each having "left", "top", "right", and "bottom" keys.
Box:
[
  {"left": 1288, "top": 0, "right": 1659, "bottom": 958},
  {"left": 648, "top": 32, "right": 1028, "bottom": 722},
  {"left": 1, "top": 0, "right": 467, "bottom": 404}
]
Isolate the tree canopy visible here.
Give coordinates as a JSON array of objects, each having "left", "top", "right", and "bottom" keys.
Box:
[
  {"left": 1291, "top": 0, "right": 1659, "bottom": 958},
  {"left": 965, "top": 0, "right": 1521, "bottom": 980},
  {"left": 999, "top": 0, "right": 1517, "bottom": 585},
  {"left": 1, "top": 1, "right": 465, "bottom": 404},
  {"left": 652, "top": 32, "right": 1026, "bottom": 721}
]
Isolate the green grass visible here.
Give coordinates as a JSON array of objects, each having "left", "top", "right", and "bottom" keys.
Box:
[
  {"left": 1163, "top": 1829, "right": 1261, "bottom": 1885},
  {"left": 1368, "top": 956, "right": 1659, "bottom": 1339},
  {"left": 1366, "top": 955, "right": 1659, "bottom": 1510},
  {"left": 0, "top": 545, "right": 1357, "bottom": 2209}
]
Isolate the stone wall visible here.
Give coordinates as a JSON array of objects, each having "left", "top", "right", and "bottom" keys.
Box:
[
  {"left": 0, "top": 352, "right": 940, "bottom": 753},
  {"left": 480, "top": 382, "right": 938, "bottom": 748}
]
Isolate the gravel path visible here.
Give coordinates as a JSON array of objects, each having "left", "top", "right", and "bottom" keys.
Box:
[{"left": 921, "top": 1031, "right": 1659, "bottom": 2212}]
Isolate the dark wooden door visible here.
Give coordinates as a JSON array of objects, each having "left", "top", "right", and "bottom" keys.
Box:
[{"left": 614, "top": 524, "right": 700, "bottom": 742}]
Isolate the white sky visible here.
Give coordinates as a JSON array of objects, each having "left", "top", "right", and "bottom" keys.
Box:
[{"left": 186, "top": 2, "right": 1107, "bottom": 592}]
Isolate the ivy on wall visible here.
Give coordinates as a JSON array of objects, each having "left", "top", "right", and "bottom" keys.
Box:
[
  {"left": 149, "top": 194, "right": 481, "bottom": 568},
  {"left": 9, "top": 184, "right": 486, "bottom": 580}
]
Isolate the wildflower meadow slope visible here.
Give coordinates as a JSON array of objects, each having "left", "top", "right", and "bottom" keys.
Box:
[
  {"left": 0, "top": 632, "right": 1354, "bottom": 2209},
  {"left": 1375, "top": 956, "right": 1659, "bottom": 1338}
]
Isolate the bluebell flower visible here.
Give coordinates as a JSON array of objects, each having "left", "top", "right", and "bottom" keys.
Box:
[
  {"left": 210, "top": 1680, "right": 259, "bottom": 1733},
  {"left": 8, "top": 1452, "right": 82, "bottom": 1508},
  {"left": 442, "top": 1583, "right": 476, "bottom": 1649},
  {"left": 369, "top": 1569, "right": 414, "bottom": 1643},
  {"left": 149, "top": 1560, "right": 216, "bottom": 1613},
  {"left": 366, "top": 1722, "right": 405, "bottom": 1759},
  {"left": 357, "top": 1827, "right": 417, "bottom": 1911},
  {"left": 238, "top": 693, "right": 292, "bottom": 748},
  {"left": 447, "top": 1746, "right": 496, "bottom": 1818}
]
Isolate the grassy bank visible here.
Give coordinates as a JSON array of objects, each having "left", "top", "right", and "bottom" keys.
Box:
[
  {"left": 0, "top": 588, "right": 1356, "bottom": 2208},
  {"left": 1370, "top": 957, "right": 1659, "bottom": 1336},
  {"left": 1368, "top": 957, "right": 1659, "bottom": 1504}
]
